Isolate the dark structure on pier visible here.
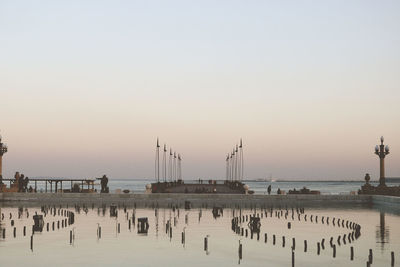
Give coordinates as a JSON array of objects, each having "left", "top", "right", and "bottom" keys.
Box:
[{"left": 150, "top": 180, "right": 248, "bottom": 194}]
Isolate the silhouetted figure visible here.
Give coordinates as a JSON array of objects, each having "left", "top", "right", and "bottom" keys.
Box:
[
  {"left": 277, "top": 188, "right": 281, "bottom": 195},
  {"left": 267, "top": 185, "right": 271, "bottom": 195},
  {"left": 18, "top": 174, "right": 25, "bottom": 192},
  {"left": 24, "top": 177, "right": 29, "bottom": 192},
  {"left": 100, "top": 175, "right": 109, "bottom": 193}
]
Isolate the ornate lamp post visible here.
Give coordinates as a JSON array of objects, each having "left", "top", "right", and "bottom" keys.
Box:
[
  {"left": 0, "top": 134, "right": 8, "bottom": 182},
  {"left": 375, "top": 136, "right": 390, "bottom": 186}
]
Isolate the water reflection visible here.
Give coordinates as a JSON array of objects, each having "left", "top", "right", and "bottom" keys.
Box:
[
  {"left": 0, "top": 204, "right": 398, "bottom": 266},
  {"left": 376, "top": 212, "right": 390, "bottom": 250}
]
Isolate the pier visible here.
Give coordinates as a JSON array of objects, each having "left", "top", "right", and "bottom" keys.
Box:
[{"left": 1, "top": 178, "right": 96, "bottom": 193}]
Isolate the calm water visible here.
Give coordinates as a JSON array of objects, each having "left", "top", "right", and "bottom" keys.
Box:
[{"left": 0, "top": 204, "right": 399, "bottom": 266}]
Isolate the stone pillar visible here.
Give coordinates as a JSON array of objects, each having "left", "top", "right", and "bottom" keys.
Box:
[
  {"left": 379, "top": 156, "right": 385, "bottom": 186},
  {"left": 0, "top": 154, "right": 3, "bottom": 178}
]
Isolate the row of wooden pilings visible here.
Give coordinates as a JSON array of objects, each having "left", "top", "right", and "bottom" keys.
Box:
[{"left": 231, "top": 209, "right": 396, "bottom": 266}]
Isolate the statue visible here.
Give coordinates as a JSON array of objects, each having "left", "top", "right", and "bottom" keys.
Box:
[
  {"left": 365, "top": 173, "right": 371, "bottom": 184},
  {"left": 100, "top": 175, "right": 109, "bottom": 193}
]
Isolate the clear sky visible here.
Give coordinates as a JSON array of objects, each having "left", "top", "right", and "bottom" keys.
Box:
[{"left": 1, "top": 0, "right": 399, "bottom": 180}]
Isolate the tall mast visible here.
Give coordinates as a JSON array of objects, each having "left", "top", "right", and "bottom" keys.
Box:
[
  {"left": 169, "top": 148, "right": 173, "bottom": 182},
  {"left": 235, "top": 144, "right": 238, "bottom": 181},
  {"left": 178, "top": 154, "right": 182, "bottom": 181},
  {"left": 162, "top": 144, "right": 167, "bottom": 182},
  {"left": 226, "top": 154, "right": 229, "bottom": 181},
  {"left": 239, "top": 138, "right": 243, "bottom": 181},
  {"left": 173, "top": 152, "right": 177, "bottom": 182},
  {"left": 231, "top": 150, "right": 234, "bottom": 182},
  {"left": 155, "top": 138, "right": 160, "bottom": 182}
]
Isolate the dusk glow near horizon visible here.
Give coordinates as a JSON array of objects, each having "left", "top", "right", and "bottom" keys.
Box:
[{"left": 1, "top": 1, "right": 399, "bottom": 180}]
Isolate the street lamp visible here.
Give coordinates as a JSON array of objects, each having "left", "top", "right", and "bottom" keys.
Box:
[
  {"left": 375, "top": 136, "right": 390, "bottom": 186},
  {"left": 0, "top": 134, "right": 8, "bottom": 182}
]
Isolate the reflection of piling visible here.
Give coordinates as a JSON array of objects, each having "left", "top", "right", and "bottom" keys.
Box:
[
  {"left": 282, "top": 236, "right": 285, "bottom": 247},
  {"left": 391, "top": 251, "right": 395, "bottom": 266},
  {"left": 273, "top": 234, "right": 276, "bottom": 245},
  {"left": 264, "top": 233, "right": 267, "bottom": 243},
  {"left": 30, "top": 235, "right": 33, "bottom": 251},
  {"left": 292, "top": 238, "right": 295, "bottom": 250},
  {"left": 304, "top": 240, "right": 307, "bottom": 252},
  {"left": 368, "top": 249, "right": 373, "bottom": 264},
  {"left": 238, "top": 241, "right": 242, "bottom": 260},
  {"left": 317, "top": 242, "right": 320, "bottom": 255},
  {"left": 350, "top": 246, "right": 354, "bottom": 261},
  {"left": 292, "top": 250, "right": 295, "bottom": 267},
  {"left": 97, "top": 225, "right": 102, "bottom": 239},
  {"left": 333, "top": 245, "right": 336, "bottom": 258},
  {"left": 70, "top": 230, "right": 73, "bottom": 244}
]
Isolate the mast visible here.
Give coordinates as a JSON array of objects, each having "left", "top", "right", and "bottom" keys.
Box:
[
  {"left": 235, "top": 144, "right": 238, "bottom": 181},
  {"left": 162, "top": 144, "right": 167, "bottom": 182},
  {"left": 226, "top": 154, "right": 229, "bottom": 181},
  {"left": 178, "top": 154, "right": 182, "bottom": 181},
  {"left": 239, "top": 138, "right": 243, "bottom": 181},
  {"left": 169, "top": 148, "right": 173, "bottom": 182},
  {"left": 173, "top": 152, "right": 177, "bottom": 182},
  {"left": 155, "top": 138, "right": 160, "bottom": 182}
]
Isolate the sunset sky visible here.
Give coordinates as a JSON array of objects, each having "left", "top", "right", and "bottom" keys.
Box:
[{"left": 1, "top": 0, "right": 399, "bottom": 180}]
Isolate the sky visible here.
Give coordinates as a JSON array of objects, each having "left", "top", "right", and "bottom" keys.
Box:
[{"left": 0, "top": 0, "right": 399, "bottom": 181}]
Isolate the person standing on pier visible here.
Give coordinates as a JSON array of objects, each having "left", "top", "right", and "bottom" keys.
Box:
[{"left": 267, "top": 185, "right": 271, "bottom": 195}]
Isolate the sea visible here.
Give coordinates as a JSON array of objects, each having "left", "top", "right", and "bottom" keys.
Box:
[{"left": 103, "top": 179, "right": 399, "bottom": 195}]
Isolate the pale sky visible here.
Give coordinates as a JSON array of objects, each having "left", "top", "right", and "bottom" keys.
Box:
[{"left": 0, "top": 0, "right": 399, "bottom": 180}]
